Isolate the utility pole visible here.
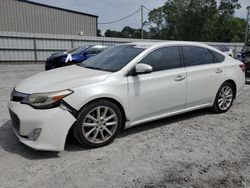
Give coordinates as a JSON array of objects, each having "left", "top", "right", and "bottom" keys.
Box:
[
  {"left": 245, "top": 6, "right": 250, "bottom": 43},
  {"left": 141, "top": 5, "right": 144, "bottom": 39}
]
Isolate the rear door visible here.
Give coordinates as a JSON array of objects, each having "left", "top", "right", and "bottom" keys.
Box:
[{"left": 183, "top": 46, "right": 225, "bottom": 108}]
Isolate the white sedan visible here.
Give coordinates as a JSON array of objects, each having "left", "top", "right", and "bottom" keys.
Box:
[{"left": 8, "top": 42, "right": 245, "bottom": 151}]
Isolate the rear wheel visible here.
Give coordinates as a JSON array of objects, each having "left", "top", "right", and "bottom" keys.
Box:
[
  {"left": 73, "top": 100, "right": 122, "bottom": 148},
  {"left": 212, "top": 82, "right": 234, "bottom": 113}
]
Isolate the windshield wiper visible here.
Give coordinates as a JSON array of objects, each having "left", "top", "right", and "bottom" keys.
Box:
[{"left": 84, "top": 66, "right": 102, "bottom": 70}]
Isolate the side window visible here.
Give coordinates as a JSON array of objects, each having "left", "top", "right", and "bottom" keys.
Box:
[
  {"left": 182, "top": 46, "right": 214, "bottom": 66},
  {"left": 139, "top": 46, "right": 181, "bottom": 71},
  {"left": 210, "top": 50, "right": 225, "bottom": 63}
]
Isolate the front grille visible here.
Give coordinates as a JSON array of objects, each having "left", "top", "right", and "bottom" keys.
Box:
[
  {"left": 9, "top": 109, "right": 20, "bottom": 131},
  {"left": 10, "top": 89, "right": 29, "bottom": 102}
]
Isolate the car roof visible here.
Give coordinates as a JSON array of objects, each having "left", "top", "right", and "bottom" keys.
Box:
[
  {"left": 90, "top": 44, "right": 115, "bottom": 48},
  {"left": 126, "top": 41, "right": 212, "bottom": 49},
  {"left": 117, "top": 41, "right": 226, "bottom": 56}
]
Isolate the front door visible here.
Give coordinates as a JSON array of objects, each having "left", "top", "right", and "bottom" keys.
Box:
[{"left": 127, "top": 46, "right": 187, "bottom": 124}]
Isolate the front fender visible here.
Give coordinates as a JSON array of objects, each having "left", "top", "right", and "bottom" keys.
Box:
[{"left": 63, "top": 79, "right": 130, "bottom": 121}]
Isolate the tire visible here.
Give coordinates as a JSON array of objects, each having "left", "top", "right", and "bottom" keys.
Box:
[
  {"left": 212, "top": 82, "right": 234, "bottom": 113},
  {"left": 73, "top": 100, "right": 122, "bottom": 148}
]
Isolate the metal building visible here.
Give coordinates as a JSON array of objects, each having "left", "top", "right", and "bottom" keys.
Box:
[{"left": 0, "top": 0, "right": 98, "bottom": 36}]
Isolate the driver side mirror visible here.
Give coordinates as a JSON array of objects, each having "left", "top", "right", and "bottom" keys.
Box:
[{"left": 135, "top": 63, "right": 153, "bottom": 74}]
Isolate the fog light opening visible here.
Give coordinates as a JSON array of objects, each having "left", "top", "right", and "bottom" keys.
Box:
[{"left": 28, "top": 128, "right": 42, "bottom": 141}]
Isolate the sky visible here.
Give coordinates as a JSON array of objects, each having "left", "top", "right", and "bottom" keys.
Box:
[{"left": 31, "top": 0, "right": 249, "bottom": 33}]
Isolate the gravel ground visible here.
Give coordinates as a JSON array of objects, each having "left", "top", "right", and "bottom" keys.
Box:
[{"left": 0, "top": 64, "right": 250, "bottom": 188}]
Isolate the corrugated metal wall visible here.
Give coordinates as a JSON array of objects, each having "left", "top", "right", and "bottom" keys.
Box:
[
  {"left": 0, "top": 31, "right": 244, "bottom": 64},
  {"left": 0, "top": 0, "right": 97, "bottom": 36}
]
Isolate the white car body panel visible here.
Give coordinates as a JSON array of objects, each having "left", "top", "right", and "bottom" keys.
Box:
[
  {"left": 127, "top": 67, "right": 186, "bottom": 123},
  {"left": 15, "top": 65, "right": 111, "bottom": 93},
  {"left": 185, "top": 63, "right": 224, "bottom": 108},
  {"left": 223, "top": 49, "right": 233, "bottom": 57},
  {"left": 8, "top": 41, "right": 245, "bottom": 151},
  {"left": 8, "top": 101, "right": 75, "bottom": 151}
]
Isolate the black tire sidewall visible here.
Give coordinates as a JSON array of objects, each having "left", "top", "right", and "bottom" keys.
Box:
[{"left": 74, "top": 100, "right": 122, "bottom": 148}]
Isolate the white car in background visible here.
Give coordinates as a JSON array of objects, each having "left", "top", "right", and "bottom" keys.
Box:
[
  {"left": 8, "top": 42, "right": 245, "bottom": 151},
  {"left": 217, "top": 45, "right": 233, "bottom": 57}
]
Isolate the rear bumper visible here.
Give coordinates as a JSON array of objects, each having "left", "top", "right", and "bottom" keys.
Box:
[{"left": 8, "top": 101, "right": 76, "bottom": 151}]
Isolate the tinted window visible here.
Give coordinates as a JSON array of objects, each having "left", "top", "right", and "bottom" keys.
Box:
[
  {"left": 210, "top": 50, "right": 225, "bottom": 63},
  {"left": 183, "top": 46, "right": 214, "bottom": 66},
  {"left": 72, "top": 46, "right": 90, "bottom": 55},
  {"left": 78, "top": 45, "right": 145, "bottom": 72},
  {"left": 139, "top": 46, "right": 181, "bottom": 71},
  {"left": 86, "top": 46, "right": 106, "bottom": 54}
]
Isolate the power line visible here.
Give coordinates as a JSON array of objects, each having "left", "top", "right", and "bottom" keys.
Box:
[
  {"left": 98, "top": 8, "right": 140, "bottom": 25},
  {"left": 143, "top": 5, "right": 152, "bottom": 12}
]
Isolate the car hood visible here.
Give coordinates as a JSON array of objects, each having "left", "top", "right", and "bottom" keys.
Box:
[
  {"left": 47, "top": 53, "right": 67, "bottom": 61},
  {"left": 15, "top": 65, "right": 111, "bottom": 94}
]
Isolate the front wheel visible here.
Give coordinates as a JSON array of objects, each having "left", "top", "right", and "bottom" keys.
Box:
[
  {"left": 73, "top": 100, "right": 122, "bottom": 148},
  {"left": 212, "top": 82, "right": 234, "bottom": 113}
]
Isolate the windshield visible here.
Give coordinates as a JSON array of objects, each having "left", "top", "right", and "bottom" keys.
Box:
[
  {"left": 71, "top": 46, "right": 91, "bottom": 55},
  {"left": 65, "top": 47, "right": 78, "bottom": 54},
  {"left": 78, "top": 45, "right": 145, "bottom": 72}
]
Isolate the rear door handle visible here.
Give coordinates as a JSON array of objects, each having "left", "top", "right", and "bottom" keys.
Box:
[
  {"left": 174, "top": 75, "right": 185, "bottom": 81},
  {"left": 215, "top": 68, "right": 223, "bottom": 74}
]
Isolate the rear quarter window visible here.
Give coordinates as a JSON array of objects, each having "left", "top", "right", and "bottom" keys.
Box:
[{"left": 210, "top": 50, "right": 225, "bottom": 63}]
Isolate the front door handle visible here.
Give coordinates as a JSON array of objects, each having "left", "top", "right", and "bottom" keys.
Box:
[
  {"left": 174, "top": 75, "right": 185, "bottom": 81},
  {"left": 215, "top": 68, "right": 223, "bottom": 74}
]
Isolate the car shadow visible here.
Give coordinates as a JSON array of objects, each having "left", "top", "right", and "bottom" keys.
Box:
[
  {"left": 66, "top": 108, "right": 215, "bottom": 152},
  {"left": 0, "top": 108, "right": 215, "bottom": 156},
  {"left": 118, "top": 108, "right": 214, "bottom": 139}
]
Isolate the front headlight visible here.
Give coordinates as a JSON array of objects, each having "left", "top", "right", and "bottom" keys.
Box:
[{"left": 22, "top": 90, "right": 73, "bottom": 109}]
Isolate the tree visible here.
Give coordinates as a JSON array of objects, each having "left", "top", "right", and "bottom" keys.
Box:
[
  {"left": 147, "top": 0, "right": 244, "bottom": 42},
  {"left": 121, "top": 26, "right": 140, "bottom": 38},
  {"left": 218, "top": 0, "right": 241, "bottom": 16},
  {"left": 97, "top": 29, "right": 102, "bottom": 37},
  {"left": 215, "top": 17, "right": 245, "bottom": 42},
  {"left": 104, "top": 27, "right": 149, "bottom": 39},
  {"left": 148, "top": 0, "right": 219, "bottom": 41},
  {"left": 104, "top": 29, "right": 123, "bottom": 38}
]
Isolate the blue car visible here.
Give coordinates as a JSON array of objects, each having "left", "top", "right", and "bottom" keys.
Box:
[{"left": 45, "top": 45, "right": 110, "bottom": 70}]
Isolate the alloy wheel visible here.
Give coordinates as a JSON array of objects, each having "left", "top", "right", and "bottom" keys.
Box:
[
  {"left": 82, "top": 106, "right": 118, "bottom": 144},
  {"left": 217, "top": 86, "right": 233, "bottom": 111}
]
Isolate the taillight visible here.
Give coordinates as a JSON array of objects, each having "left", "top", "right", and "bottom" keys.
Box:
[{"left": 239, "top": 63, "right": 245, "bottom": 72}]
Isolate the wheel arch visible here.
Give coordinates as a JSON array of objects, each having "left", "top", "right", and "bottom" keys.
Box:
[
  {"left": 77, "top": 97, "right": 127, "bottom": 130},
  {"left": 224, "top": 79, "right": 237, "bottom": 99}
]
